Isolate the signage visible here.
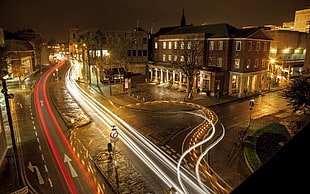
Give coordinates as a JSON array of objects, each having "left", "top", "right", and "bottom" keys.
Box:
[{"left": 110, "top": 131, "right": 118, "bottom": 139}]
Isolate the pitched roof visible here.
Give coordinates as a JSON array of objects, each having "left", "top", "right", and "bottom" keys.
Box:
[
  {"left": 156, "top": 23, "right": 272, "bottom": 40},
  {"left": 160, "top": 23, "right": 238, "bottom": 38}
]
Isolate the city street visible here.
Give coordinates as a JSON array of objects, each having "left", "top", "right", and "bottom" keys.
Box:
[{"left": 1, "top": 59, "right": 301, "bottom": 194}]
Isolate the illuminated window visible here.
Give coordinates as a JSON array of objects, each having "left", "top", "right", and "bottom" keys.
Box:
[
  {"left": 254, "top": 59, "right": 259, "bottom": 68},
  {"left": 163, "top": 42, "right": 167, "bottom": 49},
  {"left": 180, "top": 41, "right": 185, "bottom": 49},
  {"left": 174, "top": 42, "right": 178, "bottom": 49},
  {"left": 168, "top": 55, "right": 172, "bottom": 61},
  {"left": 154, "top": 42, "right": 158, "bottom": 49},
  {"left": 174, "top": 55, "right": 178, "bottom": 61},
  {"left": 217, "top": 58, "right": 222, "bottom": 67},
  {"left": 163, "top": 54, "right": 166, "bottom": 61},
  {"left": 209, "top": 41, "right": 214, "bottom": 50},
  {"left": 218, "top": 41, "right": 223, "bottom": 50},
  {"left": 187, "top": 41, "right": 191, "bottom": 49},
  {"left": 96, "top": 50, "right": 101, "bottom": 57},
  {"left": 234, "top": 58, "right": 240, "bottom": 68},
  {"left": 180, "top": 56, "right": 184, "bottom": 62},
  {"left": 168, "top": 42, "right": 172, "bottom": 49}
]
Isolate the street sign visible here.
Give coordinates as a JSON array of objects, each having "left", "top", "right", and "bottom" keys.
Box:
[{"left": 110, "top": 130, "right": 118, "bottom": 139}]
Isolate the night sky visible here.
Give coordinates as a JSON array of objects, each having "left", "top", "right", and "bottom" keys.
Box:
[{"left": 0, "top": 0, "right": 309, "bottom": 42}]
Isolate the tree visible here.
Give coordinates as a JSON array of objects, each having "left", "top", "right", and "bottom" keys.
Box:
[
  {"left": 283, "top": 76, "right": 310, "bottom": 115},
  {"left": 76, "top": 29, "right": 105, "bottom": 89},
  {"left": 173, "top": 40, "right": 204, "bottom": 99}
]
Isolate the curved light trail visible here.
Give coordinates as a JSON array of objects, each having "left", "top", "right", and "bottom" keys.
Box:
[
  {"left": 66, "top": 61, "right": 211, "bottom": 193},
  {"left": 34, "top": 60, "right": 98, "bottom": 193}
]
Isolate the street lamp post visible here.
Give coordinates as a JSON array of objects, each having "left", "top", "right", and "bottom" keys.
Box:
[{"left": 1, "top": 78, "right": 22, "bottom": 188}]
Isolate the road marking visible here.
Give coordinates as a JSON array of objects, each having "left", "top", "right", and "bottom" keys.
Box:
[
  {"left": 44, "top": 165, "right": 48, "bottom": 172},
  {"left": 28, "top": 162, "right": 45, "bottom": 185},
  {"left": 41, "top": 154, "right": 45, "bottom": 161},
  {"left": 48, "top": 178, "right": 53, "bottom": 187},
  {"left": 64, "top": 154, "right": 78, "bottom": 177}
]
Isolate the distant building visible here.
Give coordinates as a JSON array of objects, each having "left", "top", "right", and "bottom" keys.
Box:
[
  {"left": 69, "top": 28, "right": 149, "bottom": 74},
  {"left": 266, "top": 30, "right": 307, "bottom": 81},
  {"left": 294, "top": 8, "right": 310, "bottom": 33},
  {"left": 15, "top": 29, "right": 49, "bottom": 66},
  {"left": 150, "top": 23, "right": 272, "bottom": 97},
  {"left": 3, "top": 30, "right": 36, "bottom": 79}
]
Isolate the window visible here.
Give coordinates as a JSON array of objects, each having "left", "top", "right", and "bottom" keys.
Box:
[
  {"left": 180, "top": 56, "right": 184, "bottom": 62},
  {"left": 218, "top": 41, "right": 223, "bottom": 50},
  {"left": 246, "top": 59, "right": 251, "bottom": 69},
  {"left": 256, "top": 42, "right": 261, "bottom": 51},
  {"left": 143, "top": 38, "right": 147, "bottom": 44},
  {"left": 187, "top": 41, "right": 192, "bottom": 49},
  {"left": 163, "top": 42, "right": 167, "bottom": 49},
  {"left": 154, "top": 42, "right": 158, "bottom": 49},
  {"left": 180, "top": 41, "right": 185, "bottom": 49},
  {"left": 96, "top": 50, "right": 101, "bottom": 57},
  {"left": 236, "top": 41, "right": 241, "bottom": 51},
  {"left": 138, "top": 50, "right": 142, "bottom": 56},
  {"left": 254, "top": 59, "right": 259, "bottom": 68},
  {"left": 247, "top": 41, "right": 252, "bottom": 51},
  {"left": 264, "top": 42, "right": 268, "bottom": 51},
  {"left": 143, "top": 50, "right": 147, "bottom": 56},
  {"left": 168, "top": 42, "right": 172, "bottom": 49},
  {"left": 132, "top": 50, "right": 136, "bottom": 56},
  {"left": 168, "top": 55, "right": 172, "bottom": 61},
  {"left": 163, "top": 54, "right": 166, "bottom": 61},
  {"left": 209, "top": 41, "right": 214, "bottom": 50},
  {"left": 174, "top": 55, "right": 178, "bottom": 61},
  {"left": 174, "top": 42, "right": 178, "bottom": 49},
  {"left": 217, "top": 58, "right": 223, "bottom": 67},
  {"left": 127, "top": 50, "right": 131, "bottom": 56},
  {"left": 234, "top": 58, "right": 240, "bottom": 68}
]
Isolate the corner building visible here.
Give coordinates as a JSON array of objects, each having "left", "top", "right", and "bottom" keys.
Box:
[{"left": 150, "top": 23, "right": 272, "bottom": 97}]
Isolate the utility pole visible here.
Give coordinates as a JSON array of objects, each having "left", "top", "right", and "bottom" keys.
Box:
[{"left": 1, "top": 78, "right": 22, "bottom": 188}]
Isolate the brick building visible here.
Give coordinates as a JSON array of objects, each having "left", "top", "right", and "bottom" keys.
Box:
[{"left": 149, "top": 23, "right": 272, "bottom": 97}]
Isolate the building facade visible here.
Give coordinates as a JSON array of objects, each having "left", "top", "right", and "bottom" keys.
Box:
[
  {"left": 267, "top": 30, "right": 308, "bottom": 81},
  {"left": 294, "top": 8, "right": 310, "bottom": 33},
  {"left": 69, "top": 28, "right": 149, "bottom": 75},
  {"left": 150, "top": 23, "right": 272, "bottom": 97}
]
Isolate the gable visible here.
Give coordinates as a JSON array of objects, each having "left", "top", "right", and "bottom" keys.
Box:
[{"left": 247, "top": 29, "right": 273, "bottom": 40}]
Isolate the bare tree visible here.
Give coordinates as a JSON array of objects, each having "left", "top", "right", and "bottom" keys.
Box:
[{"left": 173, "top": 40, "right": 204, "bottom": 99}]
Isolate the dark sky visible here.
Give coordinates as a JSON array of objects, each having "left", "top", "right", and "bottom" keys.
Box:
[{"left": 0, "top": 0, "right": 309, "bottom": 42}]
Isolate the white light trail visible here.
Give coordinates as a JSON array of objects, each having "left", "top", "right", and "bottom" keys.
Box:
[
  {"left": 177, "top": 111, "right": 216, "bottom": 194},
  {"left": 66, "top": 61, "right": 209, "bottom": 194}
]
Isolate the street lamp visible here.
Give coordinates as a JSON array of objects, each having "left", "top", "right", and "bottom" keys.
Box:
[{"left": 1, "top": 76, "right": 22, "bottom": 188}]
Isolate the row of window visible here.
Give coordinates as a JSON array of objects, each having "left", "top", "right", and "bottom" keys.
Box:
[
  {"left": 155, "top": 41, "right": 198, "bottom": 50},
  {"left": 155, "top": 40, "right": 269, "bottom": 52},
  {"left": 127, "top": 50, "right": 148, "bottom": 57},
  {"left": 161, "top": 54, "right": 266, "bottom": 69},
  {"left": 234, "top": 58, "right": 267, "bottom": 69},
  {"left": 210, "top": 40, "right": 269, "bottom": 52}
]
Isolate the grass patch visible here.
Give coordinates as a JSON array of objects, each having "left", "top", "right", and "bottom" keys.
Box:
[{"left": 244, "top": 123, "right": 290, "bottom": 171}]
